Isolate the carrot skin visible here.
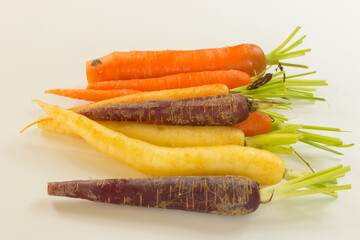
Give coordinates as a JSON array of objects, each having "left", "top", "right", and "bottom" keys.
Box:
[
  {"left": 45, "top": 89, "right": 142, "bottom": 101},
  {"left": 86, "top": 44, "right": 266, "bottom": 83},
  {"left": 234, "top": 112, "right": 272, "bottom": 136},
  {"left": 48, "top": 176, "right": 260, "bottom": 216},
  {"left": 86, "top": 70, "right": 252, "bottom": 91},
  {"left": 77, "top": 94, "right": 250, "bottom": 125}
]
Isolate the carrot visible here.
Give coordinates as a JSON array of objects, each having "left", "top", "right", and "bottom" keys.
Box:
[
  {"left": 76, "top": 94, "right": 269, "bottom": 126},
  {"left": 48, "top": 165, "right": 351, "bottom": 216},
  {"left": 33, "top": 100, "right": 285, "bottom": 186},
  {"left": 37, "top": 116, "right": 352, "bottom": 157},
  {"left": 86, "top": 70, "right": 251, "bottom": 91},
  {"left": 86, "top": 26, "right": 310, "bottom": 83},
  {"left": 20, "top": 85, "right": 229, "bottom": 133},
  {"left": 45, "top": 89, "right": 141, "bottom": 102},
  {"left": 233, "top": 112, "right": 272, "bottom": 136}
]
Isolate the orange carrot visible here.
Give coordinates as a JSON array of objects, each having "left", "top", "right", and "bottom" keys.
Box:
[
  {"left": 45, "top": 89, "right": 141, "bottom": 101},
  {"left": 86, "top": 27, "right": 309, "bottom": 83},
  {"left": 86, "top": 45, "right": 265, "bottom": 83},
  {"left": 233, "top": 112, "right": 272, "bottom": 136},
  {"left": 87, "top": 70, "right": 251, "bottom": 91}
]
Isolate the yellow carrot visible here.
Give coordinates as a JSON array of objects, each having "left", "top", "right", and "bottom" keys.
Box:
[
  {"left": 38, "top": 119, "right": 245, "bottom": 146},
  {"left": 34, "top": 100, "right": 285, "bottom": 186}
]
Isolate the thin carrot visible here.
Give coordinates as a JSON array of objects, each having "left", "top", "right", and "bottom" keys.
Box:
[
  {"left": 86, "top": 26, "right": 310, "bottom": 83},
  {"left": 34, "top": 100, "right": 285, "bottom": 186},
  {"left": 233, "top": 112, "right": 272, "bottom": 136},
  {"left": 44, "top": 89, "right": 141, "bottom": 101},
  {"left": 20, "top": 85, "right": 229, "bottom": 133},
  {"left": 86, "top": 70, "right": 251, "bottom": 91}
]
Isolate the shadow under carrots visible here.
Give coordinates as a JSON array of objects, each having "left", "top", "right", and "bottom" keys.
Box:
[{"left": 28, "top": 196, "right": 339, "bottom": 237}]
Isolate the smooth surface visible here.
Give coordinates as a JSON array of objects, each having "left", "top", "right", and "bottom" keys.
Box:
[{"left": 1, "top": 0, "right": 359, "bottom": 239}]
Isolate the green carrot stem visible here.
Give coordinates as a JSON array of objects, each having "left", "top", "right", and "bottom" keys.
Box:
[
  {"left": 260, "top": 145, "right": 294, "bottom": 155},
  {"left": 292, "top": 148, "right": 314, "bottom": 172},
  {"left": 270, "top": 125, "right": 300, "bottom": 134},
  {"left": 271, "top": 70, "right": 286, "bottom": 78},
  {"left": 265, "top": 26, "right": 311, "bottom": 67},
  {"left": 260, "top": 165, "right": 351, "bottom": 202},
  {"left": 278, "top": 62, "right": 309, "bottom": 69},
  {"left": 284, "top": 169, "right": 338, "bottom": 186},
  {"left": 275, "top": 49, "right": 311, "bottom": 60},
  {"left": 280, "top": 166, "right": 351, "bottom": 192},
  {"left": 286, "top": 71, "right": 317, "bottom": 79},
  {"left": 278, "top": 35, "right": 307, "bottom": 54},
  {"left": 244, "top": 93, "right": 326, "bottom": 101},
  {"left": 299, "top": 139, "right": 344, "bottom": 155},
  {"left": 299, "top": 131, "right": 344, "bottom": 145},
  {"left": 267, "top": 26, "right": 301, "bottom": 58},
  {"left": 272, "top": 105, "right": 291, "bottom": 110},
  {"left": 287, "top": 86, "right": 317, "bottom": 91},
  {"left": 333, "top": 143, "right": 355, "bottom": 148},
  {"left": 286, "top": 89, "right": 314, "bottom": 97},
  {"left": 245, "top": 133, "right": 300, "bottom": 148},
  {"left": 273, "top": 185, "right": 351, "bottom": 201},
  {"left": 258, "top": 110, "right": 289, "bottom": 121},
  {"left": 300, "top": 125, "right": 343, "bottom": 132}
]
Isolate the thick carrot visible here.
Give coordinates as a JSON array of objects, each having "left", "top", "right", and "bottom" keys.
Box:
[
  {"left": 86, "top": 45, "right": 265, "bottom": 83},
  {"left": 34, "top": 100, "right": 285, "bottom": 186},
  {"left": 86, "top": 27, "right": 310, "bottom": 83},
  {"left": 45, "top": 89, "right": 141, "bottom": 101},
  {"left": 20, "top": 85, "right": 229, "bottom": 133},
  {"left": 39, "top": 120, "right": 246, "bottom": 146},
  {"left": 233, "top": 112, "right": 272, "bottom": 136},
  {"left": 86, "top": 70, "right": 251, "bottom": 91},
  {"left": 77, "top": 94, "right": 257, "bottom": 126},
  {"left": 48, "top": 165, "right": 351, "bottom": 216}
]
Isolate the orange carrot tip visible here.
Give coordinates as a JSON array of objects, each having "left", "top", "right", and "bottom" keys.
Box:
[{"left": 45, "top": 89, "right": 142, "bottom": 101}]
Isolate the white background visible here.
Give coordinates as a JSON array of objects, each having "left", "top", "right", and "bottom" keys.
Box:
[{"left": 1, "top": 0, "right": 359, "bottom": 239}]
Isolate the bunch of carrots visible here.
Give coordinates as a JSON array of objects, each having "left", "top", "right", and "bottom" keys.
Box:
[{"left": 23, "top": 26, "right": 352, "bottom": 216}]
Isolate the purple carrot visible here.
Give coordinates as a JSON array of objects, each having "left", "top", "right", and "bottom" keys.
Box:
[
  {"left": 48, "top": 176, "right": 260, "bottom": 216},
  {"left": 48, "top": 166, "right": 351, "bottom": 216},
  {"left": 77, "top": 94, "right": 257, "bottom": 126}
]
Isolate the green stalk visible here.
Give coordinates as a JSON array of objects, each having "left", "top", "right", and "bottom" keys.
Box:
[
  {"left": 258, "top": 110, "right": 288, "bottom": 121},
  {"left": 259, "top": 165, "right": 351, "bottom": 202},
  {"left": 231, "top": 73, "right": 328, "bottom": 102},
  {"left": 274, "top": 49, "right": 311, "bottom": 60},
  {"left": 299, "top": 139, "right": 344, "bottom": 155},
  {"left": 268, "top": 122, "right": 354, "bottom": 156},
  {"left": 292, "top": 148, "right": 314, "bottom": 172},
  {"left": 261, "top": 145, "right": 294, "bottom": 155},
  {"left": 245, "top": 133, "right": 301, "bottom": 148},
  {"left": 265, "top": 26, "right": 311, "bottom": 67},
  {"left": 287, "top": 86, "right": 317, "bottom": 91},
  {"left": 286, "top": 71, "right": 317, "bottom": 79},
  {"left": 278, "top": 35, "right": 307, "bottom": 54},
  {"left": 278, "top": 62, "right": 309, "bottom": 69}
]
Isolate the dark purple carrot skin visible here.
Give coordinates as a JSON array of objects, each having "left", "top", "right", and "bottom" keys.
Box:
[
  {"left": 77, "top": 94, "right": 250, "bottom": 126},
  {"left": 48, "top": 176, "right": 260, "bottom": 216}
]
